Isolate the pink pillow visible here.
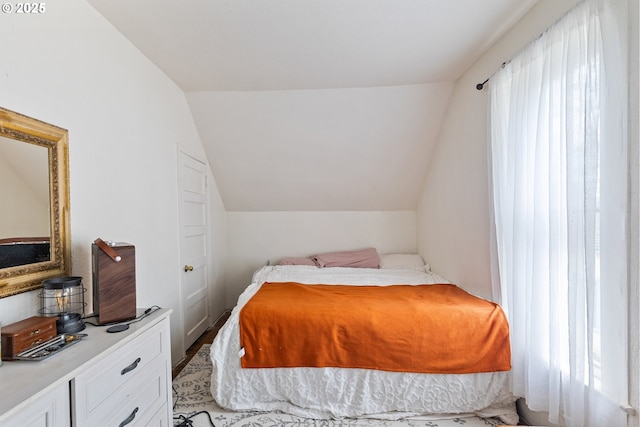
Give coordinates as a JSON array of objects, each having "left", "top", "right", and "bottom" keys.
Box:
[
  {"left": 278, "top": 257, "right": 317, "bottom": 266},
  {"left": 311, "top": 248, "right": 380, "bottom": 268}
]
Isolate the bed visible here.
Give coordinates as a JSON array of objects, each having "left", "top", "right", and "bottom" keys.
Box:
[{"left": 210, "top": 253, "right": 518, "bottom": 424}]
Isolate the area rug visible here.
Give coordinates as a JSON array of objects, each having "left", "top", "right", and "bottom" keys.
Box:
[{"left": 172, "top": 345, "right": 504, "bottom": 427}]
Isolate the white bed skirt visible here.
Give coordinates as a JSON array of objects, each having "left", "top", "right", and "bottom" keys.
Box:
[{"left": 209, "top": 266, "right": 518, "bottom": 424}]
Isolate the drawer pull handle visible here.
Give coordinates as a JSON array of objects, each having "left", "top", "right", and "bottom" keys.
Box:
[
  {"left": 119, "top": 407, "right": 138, "bottom": 427},
  {"left": 121, "top": 357, "right": 141, "bottom": 375},
  {"left": 31, "top": 329, "right": 41, "bottom": 335}
]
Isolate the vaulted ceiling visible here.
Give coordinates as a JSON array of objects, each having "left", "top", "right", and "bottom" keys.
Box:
[{"left": 88, "top": 0, "right": 538, "bottom": 211}]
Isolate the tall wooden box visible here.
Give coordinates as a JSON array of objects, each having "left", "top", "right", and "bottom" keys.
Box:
[{"left": 92, "top": 242, "right": 136, "bottom": 325}]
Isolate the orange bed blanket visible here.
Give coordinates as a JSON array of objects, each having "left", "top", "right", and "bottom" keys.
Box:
[{"left": 239, "top": 282, "right": 511, "bottom": 374}]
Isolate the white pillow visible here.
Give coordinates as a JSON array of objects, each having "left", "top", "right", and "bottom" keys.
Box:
[{"left": 379, "top": 253, "right": 428, "bottom": 270}]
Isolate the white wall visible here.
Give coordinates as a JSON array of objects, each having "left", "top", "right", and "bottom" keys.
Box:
[
  {"left": 416, "top": 0, "right": 580, "bottom": 302},
  {"left": 192, "top": 82, "right": 448, "bottom": 308},
  {"left": 0, "top": 0, "right": 227, "bottom": 365},
  {"left": 187, "top": 83, "right": 453, "bottom": 212},
  {"left": 224, "top": 211, "right": 416, "bottom": 306},
  {"left": 207, "top": 170, "right": 228, "bottom": 321}
]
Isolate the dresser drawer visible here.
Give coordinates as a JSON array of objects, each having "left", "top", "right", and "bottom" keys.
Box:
[
  {"left": 144, "top": 403, "right": 171, "bottom": 427},
  {"left": 78, "top": 356, "right": 167, "bottom": 426},
  {"left": 72, "top": 319, "right": 170, "bottom": 425},
  {"left": 0, "top": 382, "right": 70, "bottom": 427}
]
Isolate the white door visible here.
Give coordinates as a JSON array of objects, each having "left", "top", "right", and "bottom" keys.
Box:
[{"left": 178, "top": 151, "right": 210, "bottom": 350}]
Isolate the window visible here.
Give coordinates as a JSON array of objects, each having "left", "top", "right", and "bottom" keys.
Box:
[{"left": 489, "top": 0, "right": 628, "bottom": 425}]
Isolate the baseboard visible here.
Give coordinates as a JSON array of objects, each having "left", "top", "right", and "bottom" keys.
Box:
[
  {"left": 210, "top": 309, "right": 231, "bottom": 328},
  {"left": 517, "top": 398, "right": 551, "bottom": 426}
]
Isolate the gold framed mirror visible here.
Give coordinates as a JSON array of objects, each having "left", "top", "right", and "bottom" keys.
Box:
[{"left": 0, "top": 107, "right": 70, "bottom": 298}]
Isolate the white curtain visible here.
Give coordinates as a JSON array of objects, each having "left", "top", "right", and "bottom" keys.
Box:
[{"left": 489, "top": 0, "right": 628, "bottom": 426}]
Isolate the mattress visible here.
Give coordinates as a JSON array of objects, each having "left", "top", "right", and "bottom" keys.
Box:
[{"left": 210, "top": 265, "right": 518, "bottom": 424}]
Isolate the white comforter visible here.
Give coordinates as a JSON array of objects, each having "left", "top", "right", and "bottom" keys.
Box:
[{"left": 210, "top": 265, "right": 518, "bottom": 424}]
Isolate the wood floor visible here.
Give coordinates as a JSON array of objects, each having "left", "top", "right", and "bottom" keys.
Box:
[{"left": 172, "top": 310, "right": 231, "bottom": 379}]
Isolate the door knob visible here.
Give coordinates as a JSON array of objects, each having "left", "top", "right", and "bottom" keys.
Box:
[{"left": 184, "top": 265, "right": 194, "bottom": 272}]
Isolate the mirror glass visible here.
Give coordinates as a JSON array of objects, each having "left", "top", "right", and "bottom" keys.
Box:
[
  {"left": 0, "top": 136, "right": 51, "bottom": 268},
  {"left": 0, "top": 107, "right": 71, "bottom": 298}
]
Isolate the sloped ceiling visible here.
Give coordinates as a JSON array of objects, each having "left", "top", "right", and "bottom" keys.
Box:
[{"left": 88, "top": 0, "right": 538, "bottom": 211}]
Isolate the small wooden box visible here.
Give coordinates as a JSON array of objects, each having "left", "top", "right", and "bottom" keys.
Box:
[
  {"left": 92, "top": 242, "right": 136, "bottom": 325},
  {"left": 1, "top": 316, "right": 57, "bottom": 360}
]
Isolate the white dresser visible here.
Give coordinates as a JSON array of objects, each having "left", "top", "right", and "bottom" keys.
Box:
[{"left": 0, "top": 308, "right": 172, "bottom": 427}]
